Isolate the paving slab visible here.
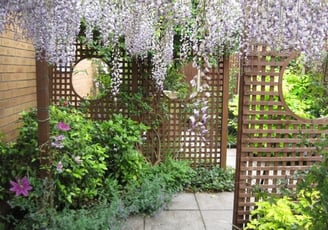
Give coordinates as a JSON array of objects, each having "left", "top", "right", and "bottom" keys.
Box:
[
  {"left": 201, "top": 210, "right": 233, "bottom": 230},
  {"left": 122, "top": 215, "right": 144, "bottom": 230},
  {"left": 227, "top": 148, "right": 236, "bottom": 168},
  {"left": 166, "top": 193, "right": 198, "bottom": 210},
  {"left": 195, "top": 192, "right": 234, "bottom": 210},
  {"left": 145, "top": 210, "right": 205, "bottom": 230}
]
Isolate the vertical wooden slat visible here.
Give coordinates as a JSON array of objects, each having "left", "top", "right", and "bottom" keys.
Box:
[
  {"left": 233, "top": 54, "right": 246, "bottom": 227},
  {"left": 220, "top": 56, "right": 230, "bottom": 168}
]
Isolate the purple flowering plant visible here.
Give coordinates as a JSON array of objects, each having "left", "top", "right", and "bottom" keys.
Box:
[
  {"left": 57, "top": 122, "right": 71, "bottom": 131},
  {"left": 9, "top": 176, "right": 33, "bottom": 197},
  {"left": 46, "top": 106, "right": 110, "bottom": 206}
]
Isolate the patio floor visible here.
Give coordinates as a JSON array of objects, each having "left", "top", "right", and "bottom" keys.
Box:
[{"left": 122, "top": 149, "right": 237, "bottom": 230}]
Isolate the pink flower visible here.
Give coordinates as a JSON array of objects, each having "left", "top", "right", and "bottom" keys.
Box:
[
  {"left": 9, "top": 176, "right": 32, "bottom": 197},
  {"left": 57, "top": 122, "right": 71, "bottom": 131}
]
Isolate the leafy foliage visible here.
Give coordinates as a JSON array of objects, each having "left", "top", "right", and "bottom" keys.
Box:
[
  {"left": 0, "top": 105, "right": 235, "bottom": 229},
  {"left": 151, "top": 156, "right": 196, "bottom": 193},
  {"left": 123, "top": 176, "right": 170, "bottom": 216},
  {"left": 244, "top": 196, "right": 308, "bottom": 230},
  {"left": 296, "top": 146, "right": 328, "bottom": 229},
  {"left": 163, "top": 65, "right": 190, "bottom": 99},
  {"left": 186, "top": 166, "right": 235, "bottom": 192},
  {"left": 91, "top": 114, "right": 149, "bottom": 185},
  {"left": 0, "top": 110, "right": 39, "bottom": 201},
  {"left": 283, "top": 57, "right": 328, "bottom": 119}
]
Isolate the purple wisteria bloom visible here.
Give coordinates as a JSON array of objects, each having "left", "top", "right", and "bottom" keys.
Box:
[
  {"left": 9, "top": 176, "right": 32, "bottom": 197},
  {"left": 57, "top": 122, "right": 71, "bottom": 131}
]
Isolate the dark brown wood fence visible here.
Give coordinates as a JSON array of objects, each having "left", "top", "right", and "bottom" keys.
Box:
[
  {"left": 233, "top": 45, "right": 328, "bottom": 228},
  {"left": 50, "top": 38, "right": 229, "bottom": 167}
]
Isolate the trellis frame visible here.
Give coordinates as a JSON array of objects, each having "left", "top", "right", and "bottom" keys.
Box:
[
  {"left": 50, "top": 38, "right": 230, "bottom": 167},
  {"left": 233, "top": 45, "right": 328, "bottom": 228}
]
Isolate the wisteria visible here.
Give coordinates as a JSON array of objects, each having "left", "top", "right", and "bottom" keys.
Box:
[
  {"left": 0, "top": 0, "right": 81, "bottom": 65},
  {"left": 1, "top": 0, "right": 327, "bottom": 139},
  {"left": 190, "top": 0, "right": 243, "bottom": 67},
  {"left": 1, "top": 1, "right": 327, "bottom": 67},
  {"left": 242, "top": 0, "right": 328, "bottom": 69}
]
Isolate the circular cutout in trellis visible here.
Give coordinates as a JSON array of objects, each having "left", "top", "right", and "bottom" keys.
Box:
[
  {"left": 72, "top": 58, "right": 111, "bottom": 100},
  {"left": 163, "top": 62, "right": 197, "bottom": 100},
  {"left": 282, "top": 56, "right": 328, "bottom": 120}
]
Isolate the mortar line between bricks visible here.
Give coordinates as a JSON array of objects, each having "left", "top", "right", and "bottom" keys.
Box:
[{"left": 194, "top": 193, "right": 207, "bottom": 230}]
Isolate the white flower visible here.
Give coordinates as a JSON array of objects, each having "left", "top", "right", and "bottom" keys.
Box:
[
  {"left": 74, "top": 156, "right": 82, "bottom": 164},
  {"left": 56, "top": 161, "right": 63, "bottom": 173}
]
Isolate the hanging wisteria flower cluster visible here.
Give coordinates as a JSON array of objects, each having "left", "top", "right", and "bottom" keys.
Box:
[
  {"left": 1, "top": 0, "right": 327, "bottom": 140},
  {"left": 0, "top": 0, "right": 81, "bottom": 65},
  {"left": 1, "top": 0, "right": 327, "bottom": 80},
  {"left": 242, "top": 0, "right": 328, "bottom": 68}
]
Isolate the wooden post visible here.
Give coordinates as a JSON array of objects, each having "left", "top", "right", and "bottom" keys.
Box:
[
  {"left": 220, "top": 56, "right": 230, "bottom": 169},
  {"left": 36, "top": 59, "right": 50, "bottom": 176},
  {"left": 233, "top": 54, "right": 245, "bottom": 229}
]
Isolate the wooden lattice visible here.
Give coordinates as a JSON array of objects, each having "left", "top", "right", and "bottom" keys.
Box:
[
  {"left": 50, "top": 38, "right": 229, "bottom": 167},
  {"left": 233, "top": 45, "right": 328, "bottom": 228}
]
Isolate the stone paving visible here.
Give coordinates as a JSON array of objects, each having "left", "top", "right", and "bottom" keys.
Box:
[
  {"left": 123, "top": 192, "right": 234, "bottom": 230},
  {"left": 122, "top": 149, "right": 237, "bottom": 230}
]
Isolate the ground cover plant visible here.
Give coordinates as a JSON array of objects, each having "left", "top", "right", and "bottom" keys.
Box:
[{"left": 0, "top": 105, "right": 234, "bottom": 230}]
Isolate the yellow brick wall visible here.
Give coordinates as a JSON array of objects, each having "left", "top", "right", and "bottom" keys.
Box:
[{"left": 0, "top": 29, "right": 36, "bottom": 142}]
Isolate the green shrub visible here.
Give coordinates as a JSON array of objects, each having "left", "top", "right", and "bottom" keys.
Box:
[
  {"left": 0, "top": 110, "right": 39, "bottom": 202},
  {"left": 91, "top": 114, "right": 149, "bottom": 183},
  {"left": 244, "top": 196, "right": 308, "bottom": 230},
  {"left": 283, "top": 57, "right": 328, "bottom": 119},
  {"left": 186, "top": 166, "right": 235, "bottom": 192},
  {"left": 11, "top": 198, "right": 127, "bottom": 230},
  {"left": 151, "top": 156, "right": 195, "bottom": 193},
  {"left": 296, "top": 148, "right": 328, "bottom": 229},
  {"left": 123, "top": 176, "right": 170, "bottom": 216},
  {"left": 122, "top": 156, "right": 195, "bottom": 216},
  {"left": 0, "top": 104, "right": 237, "bottom": 229},
  {"left": 48, "top": 106, "right": 110, "bottom": 207}
]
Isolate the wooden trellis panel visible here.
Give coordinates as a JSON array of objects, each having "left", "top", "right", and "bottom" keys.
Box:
[
  {"left": 233, "top": 45, "right": 328, "bottom": 228},
  {"left": 157, "top": 59, "right": 229, "bottom": 167},
  {"left": 50, "top": 38, "right": 229, "bottom": 167}
]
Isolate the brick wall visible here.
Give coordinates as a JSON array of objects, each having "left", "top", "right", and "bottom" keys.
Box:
[{"left": 0, "top": 28, "right": 36, "bottom": 142}]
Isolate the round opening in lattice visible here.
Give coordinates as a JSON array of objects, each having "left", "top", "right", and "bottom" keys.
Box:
[
  {"left": 72, "top": 58, "right": 111, "bottom": 100},
  {"left": 163, "top": 62, "right": 196, "bottom": 100},
  {"left": 282, "top": 55, "right": 328, "bottom": 120}
]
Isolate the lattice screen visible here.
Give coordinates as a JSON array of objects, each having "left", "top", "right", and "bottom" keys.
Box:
[
  {"left": 233, "top": 45, "right": 328, "bottom": 228},
  {"left": 50, "top": 38, "right": 229, "bottom": 167}
]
